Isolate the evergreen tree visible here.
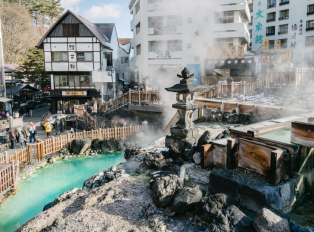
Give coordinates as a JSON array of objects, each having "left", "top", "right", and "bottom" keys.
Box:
[
  {"left": 16, "top": 48, "right": 50, "bottom": 91},
  {"left": 47, "top": 0, "right": 64, "bottom": 26}
]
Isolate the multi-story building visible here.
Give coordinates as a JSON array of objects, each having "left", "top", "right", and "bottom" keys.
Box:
[
  {"left": 129, "top": 0, "right": 251, "bottom": 86},
  {"left": 249, "top": 0, "right": 314, "bottom": 64},
  {"left": 37, "top": 10, "right": 131, "bottom": 114}
]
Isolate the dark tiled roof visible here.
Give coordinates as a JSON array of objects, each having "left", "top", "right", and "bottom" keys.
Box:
[
  {"left": 36, "top": 10, "right": 112, "bottom": 50},
  {"left": 94, "top": 23, "right": 115, "bottom": 43},
  {"left": 6, "top": 84, "right": 39, "bottom": 95}
]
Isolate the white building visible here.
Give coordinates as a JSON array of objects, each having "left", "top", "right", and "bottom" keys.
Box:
[
  {"left": 248, "top": 0, "right": 314, "bottom": 64},
  {"left": 129, "top": 0, "right": 252, "bottom": 86},
  {"left": 0, "top": 19, "right": 9, "bottom": 111},
  {"left": 37, "top": 11, "right": 131, "bottom": 113}
]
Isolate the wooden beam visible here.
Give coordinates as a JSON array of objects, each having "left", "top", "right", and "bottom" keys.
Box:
[
  {"left": 202, "top": 144, "right": 213, "bottom": 168},
  {"left": 291, "top": 121, "right": 314, "bottom": 147},
  {"left": 248, "top": 122, "right": 291, "bottom": 136},
  {"left": 269, "top": 150, "right": 285, "bottom": 185},
  {"left": 227, "top": 138, "right": 238, "bottom": 169}
]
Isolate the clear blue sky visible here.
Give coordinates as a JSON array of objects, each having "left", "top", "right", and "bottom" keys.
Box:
[{"left": 60, "top": 0, "right": 133, "bottom": 38}]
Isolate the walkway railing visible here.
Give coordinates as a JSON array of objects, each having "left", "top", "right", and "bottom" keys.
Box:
[
  {"left": 0, "top": 125, "right": 158, "bottom": 194},
  {"left": 99, "top": 89, "right": 159, "bottom": 114},
  {"left": 74, "top": 105, "right": 98, "bottom": 129}
]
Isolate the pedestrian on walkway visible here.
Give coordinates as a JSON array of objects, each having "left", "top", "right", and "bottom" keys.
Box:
[
  {"left": 9, "top": 128, "right": 16, "bottom": 149},
  {"left": 19, "top": 132, "right": 27, "bottom": 148},
  {"left": 54, "top": 116, "right": 61, "bottom": 136},
  {"left": 61, "top": 119, "right": 65, "bottom": 132},
  {"left": 28, "top": 122, "right": 36, "bottom": 143},
  {"left": 6, "top": 111, "right": 9, "bottom": 122},
  {"left": 21, "top": 126, "right": 29, "bottom": 142},
  {"left": 72, "top": 118, "right": 78, "bottom": 132},
  {"left": 44, "top": 119, "right": 52, "bottom": 137}
]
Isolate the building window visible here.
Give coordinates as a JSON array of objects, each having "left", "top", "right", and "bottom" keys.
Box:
[
  {"left": 149, "top": 16, "right": 163, "bottom": 28},
  {"left": 54, "top": 75, "right": 93, "bottom": 88},
  {"left": 187, "top": 18, "right": 192, "bottom": 23},
  {"left": 280, "top": 39, "right": 288, "bottom": 48},
  {"left": 306, "top": 36, "right": 314, "bottom": 46},
  {"left": 278, "top": 24, "right": 288, "bottom": 34},
  {"left": 247, "top": 42, "right": 252, "bottom": 51},
  {"left": 279, "top": 9, "right": 289, "bottom": 20},
  {"left": 304, "top": 52, "right": 314, "bottom": 62},
  {"left": 249, "top": 4, "right": 253, "bottom": 12},
  {"left": 125, "top": 57, "right": 129, "bottom": 63},
  {"left": 52, "top": 52, "right": 68, "bottom": 62},
  {"left": 63, "top": 24, "right": 79, "bottom": 37},
  {"left": 168, "top": 40, "right": 182, "bottom": 51},
  {"left": 307, "top": 20, "right": 314, "bottom": 31},
  {"left": 269, "top": 40, "right": 275, "bottom": 49},
  {"left": 279, "top": 0, "right": 289, "bottom": 6},
  {"left": 77, "top": 52, "right": 93, "bottom": 62},
  {"left": 136, "top": 22, "right": 141, "bottom": 35},
  {"left": 267, "top": 12, "right": 276, "bottom": 22},
  {"left": 215, "top": 11, "right": 234, "bottom": 24},
  {"left": 203, "top": 17, "right": 208, "bottom": 22},
  {"left": 267, "top": 0, "right": 276, "bottom": 8},
  {"left": 80, "top": 75, "right": 90, "bottom": 87},
  {"left": 249, "top": 16, "right": 253, "bottom": 25},
  {"left": 168, "top": 15, "right": 182, "bottom": 27},
  {"left": 266, "top": 26, "right": 275, "bottom": 36},
  {"left": 249, "top": 29, "right": 252, "bottom": 39},
  {"left": 214, "top": 38, "right": 233, "bottom": 47},
  {"left": 136, "top": 44, "right": 141, "bottom": 55},
  {"left": 187, "top": 43, "right": 192, "bottom": 49},
  {"left": 121, "top": 58, "right": 124, "bottom": 64},
  {"left": 308, "top": 4, "right": 314, "bottom": 15}
]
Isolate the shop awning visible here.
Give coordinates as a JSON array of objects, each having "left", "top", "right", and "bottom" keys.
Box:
[{"left": 0, "top": 97, "right": 13, "bottom": 103}]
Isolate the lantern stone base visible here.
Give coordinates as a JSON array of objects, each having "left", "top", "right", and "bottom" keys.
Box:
[
  {"left": 170, "top": 127, "right": 200, "bottom": 138},
  {"left": 165, "top": 135, "right": 200, "bottom": 149}
]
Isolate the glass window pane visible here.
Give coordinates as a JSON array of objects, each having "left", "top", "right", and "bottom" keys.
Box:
[
  {"left": 75, "top": 76, "right": 80, "bottom": 87},
  {"left": 85, "top": 53, "right": 93, "bottom": 61},
  {"left": 80, "top": 76, "right": 89, "bottom": 87},
  {"left": 69, "top": 76, "right": 74, "bottom": 87},
  {"left": 54, "top": 75, "right": 60, "bottom": 87},
  {"left": 77, "top": 53, "right": 84, "bottom": 61},
  {"left": 61, "top": 53, "right": 68, "bottom": 61},
  {"left": 53, "top": 53, "right": 60, "bottom": 61}
]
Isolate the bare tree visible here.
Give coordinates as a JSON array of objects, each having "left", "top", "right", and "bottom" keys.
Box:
[{"left": 0, "top": 1, "right": 41, "bottom": 63}]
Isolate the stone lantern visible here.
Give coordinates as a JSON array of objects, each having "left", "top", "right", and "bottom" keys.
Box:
[{"left": 165, "top": 67, "right": 205, "bottom": 148}]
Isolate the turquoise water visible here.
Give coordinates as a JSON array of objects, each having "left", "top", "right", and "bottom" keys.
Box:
[
  {"left": 0, "top": 153, "right": 125, "bottom": 232},
  {"left": 259, "top": 128, "right": 292, "bottom": 144}
]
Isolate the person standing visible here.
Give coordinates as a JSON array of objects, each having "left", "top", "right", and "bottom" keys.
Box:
[
  {"left": 54, "top": 116, "right": 61, "bottom": 136},
  {"left": 61, "top": 119, "right": 65, "bottom": 132},
  {"left": 9, "top": 128, "right": 16, "bottom": 149},
  {"left": 44, "top": 119, "right": 52, "bottom": 137},
  {"left": 72, "top": 118, "right": 78, "bottom": 132},
  {"left": 28, "top": 122, "right": 36, "bottom": 143},
  {"left": 142, "top": 118, "right": 148, "bottom": 132},
  {"left": 19, "top": 132, "right": 27, "bottom": 148},
  {"left": 6, "top": 111, "right": 9, "bottom": 122}
]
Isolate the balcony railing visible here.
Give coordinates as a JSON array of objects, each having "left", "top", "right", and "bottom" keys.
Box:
[
  {"left": 308, "top": 11, "right": 314, "bottom": 16},
  {"left": 267, "top": 3, "right": 276, "bottom": 8},
  {"left": 306, "top": 27, "right": 314, "bottom": 31},
  {"left": 267, "top": 18, "right": 276, "bottom": 22},
  {"left": 279, "top": 16, "right": 289, "bottom": 20},
  {"left": 148, "top": 26, "right": 182, "bottom": 35},
  {"left": 278, "top": 31, "right": 288, "bottom": 35},
  {"left": 279, "top": 1, "right": 289, "bottom": 5},
  {"left": 148, "top": 50, "right": 182, "bottom": 59},
  {"left": 266, "top": 32, "right": 275, "bottom": 36}
]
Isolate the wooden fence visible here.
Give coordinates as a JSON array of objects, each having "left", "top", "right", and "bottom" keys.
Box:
[
  {"left": 74, "top": 105, "right": 98, "bottom": 129},
  {"left": 0, "top": 125, "right": 157, "bottom": 194}
]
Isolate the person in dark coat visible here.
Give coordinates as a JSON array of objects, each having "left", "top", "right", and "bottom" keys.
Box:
[{"left": 72, "top": 118, "right": 78, "bottom": 132}]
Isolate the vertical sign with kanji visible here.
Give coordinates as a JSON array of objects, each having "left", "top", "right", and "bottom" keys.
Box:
[
  {"left": 263, "top": 39, "right": 269, "bottom": 53},
  {"left": 238, "top": 45, "right": 245, "bottom": 58},
  {"left": 206, "top": 46, "right": 213, "bottom": 59},
  {"left": 254, "top": 3, "right": 264, "bottom": 45},
  {"left": 214, "top": 46, "right": 221, "bottom": 59},
  {"left": 222, "top": 46, "right": 229, "bottom": 59},
  {"left": 229, "top": 46, "right": 236, "bottom": 59},
  {"left": 276, "top": 40, "right": 281, "bottom": 52}
]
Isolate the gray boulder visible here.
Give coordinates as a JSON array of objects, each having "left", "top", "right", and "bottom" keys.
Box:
[
  {"left": 253, "top": 208, "right": 290, "bottom": 232},
  {"left": 100, "top": 138, "right": 120, "bottom": 153},
  {"left": 143, "top": 152, "right": 165, "bottom": 169},
  {"left": 169, "top": 143, "right": 184, "bottom": 160},
  {"left": 152, "top": 174, "right": 183, "bottom": 208},
  {"left": 171, "top": 185, "right": 206, "bottom": 214},
  {"left": 195, "top": 193, "right": 238, "bottom": 224},
  {"left": 124, "top": 146, "right": 142, "bottom": 160},
  {"left": 209, "top": 205, "right": 255, "bottom": 232},
  {"left": 71, "top": 138, "right": 91, "bottom": 155},
  {"left": 91, "top": 139, "right": 101, "bottom": 150},
  {"left": 197, "top": 131, "right": 211, "bottom": 152}
]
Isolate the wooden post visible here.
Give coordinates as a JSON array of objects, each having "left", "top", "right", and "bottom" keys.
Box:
[
  {"left": 122, "top": 127, "right": 125, "bottom": 139},
  {"left": 11, "top": 160, "right": 16, "bottom": 189},
  {"left": 129, "top": 89, "right": 131, "bottom": 104},
  {"left": 230, "top": 81, "right": 234, "bottom": 99},
  {"left": 4, "top": 151, "right": 8, "bottom": 164},
  {"left": 115, "top": 126, "right": 117, "bottom": 140},
  {"left": 52, "top": 137, "right": 55, "bottom": 153},
  {"left": 138, "top": 90, "right": 141, "bottom": 105},
  {"left": 227, "top": 138, "right": 238, "bottom": 169},
  {"left": 15, "top": 160, "right": 19, "bottom": 188}
]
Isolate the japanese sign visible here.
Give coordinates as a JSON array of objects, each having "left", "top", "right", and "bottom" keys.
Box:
[
  {"left": 63, "top": 91, "right": 86, "bottom": 96},
  {"left": 214, "top": 46, "right": 221, "bottom": 59},
  {"left": 263, "top": 39, "right": 269, "bottom": 53},
  {"left": 229, "top": 46, "right": 236, "bottom": 59},
  {"left": 206, "top": 46, "right": 213, "bottom": 59},
  {"left": 69, "top": 63, "right": 76, "bottom": 71},
  {"left": 68, "top": 44, "right": 76, "bottom": 51},
  {"left": 69, "top": 52, "right": 76, "bottom": 61},
  {"left": 221, "top": 46, "right": 229, "bottom": 59},
  {"left": 254, "top": 2, "right": 264, "bottom": 45},
  {"left": 276, "top": 40, "right": 281, "bottom": 52},
  {"left": 238, "top": 45, "right": 245, "bottom": 58}
]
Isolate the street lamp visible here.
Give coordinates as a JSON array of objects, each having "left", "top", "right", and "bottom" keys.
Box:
[{"left": 107, "top": 66, "right": 115, "bottom": 99}]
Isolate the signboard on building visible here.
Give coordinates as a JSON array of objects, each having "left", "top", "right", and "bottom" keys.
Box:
[
  {"left": 62, "top": 91, "right": 86, "bottom": 96},
  {"left": 187, "top": 64, "right": 200, "bottom": 84},
  {"left": 229, "top": 46, "right": 236, "bottom": 59},
  {"left": 276, "top": 40, "right": 281, "bottom": 52},
  {"left": 263, "top": 39, "right": 269, "bottom": 53},
  {"left": 221, "top": 46, "right": 228, "bottom": 59},
  {"left": 238, "top": 45, "right": 245, "bottom": 58}
]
